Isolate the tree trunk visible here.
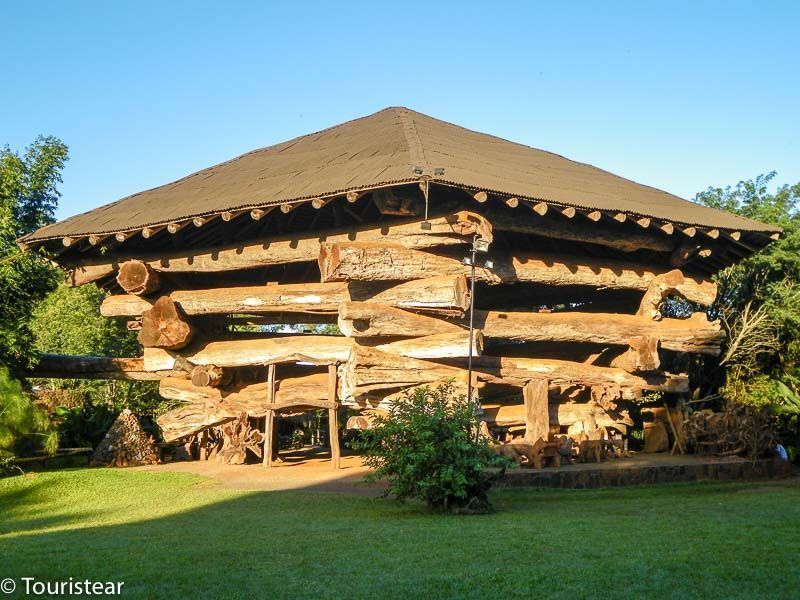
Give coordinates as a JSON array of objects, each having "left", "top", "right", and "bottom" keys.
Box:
[
  {"left": 66, "top": 212, "right": 491, "bottom": 286},
  {"left": 145, "top": 330, "right": 481, "bottom": 371},
  {"left": 336, "top": 303, "right": 724, "bottom": 355},
  {"left": 190, "top": 364, "right": 230, "bottom": 387},
  {"left": 145, "top": 336, "right": 354, "bottom": 370},
  {"left": 318, "top": 242, "right": 717, "bottom": 303},
  {"left": 338, "top": 302, "right": 463, "bottom": 337},
  {"left": 371, "top": 331, "right": 483, "bottom": 359},
  {"left": 523, "top": 379, "right": 549, "bottom": 442},
  {"left": 138, "top": 296, "right": 194, "bottom": 350},
  {"left": 116, "top": 260, "right": 161, "bottom": 295},
  {"left": 29, "top": 354, "right": 179, "bottom": 381},
  {"left": 100, "top": 275, "right": 471, "bottom": 317}
]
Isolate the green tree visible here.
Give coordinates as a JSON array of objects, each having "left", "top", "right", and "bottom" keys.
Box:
[
  {"left": 0, "top": 136, "right": 68, "bottom": 375},
  {"left": 0, "top": 367, "right": 57, "bottom": 459},
  {"left": 696, "top": 173, "right": 800, "bottom": 457},
  {"left": 30, "top": 284, "right": 161, "bottom": 446}
]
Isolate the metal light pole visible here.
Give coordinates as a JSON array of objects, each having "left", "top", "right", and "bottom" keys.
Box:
[
  {"left": 464, "top": 235, "right": 492, "bottom": 440},
  {"left": 466, "top": 238, "right": 478, "bottom": 405}
]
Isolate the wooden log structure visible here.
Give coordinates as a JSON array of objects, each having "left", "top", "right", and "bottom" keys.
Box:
[
  {"left": 339, "top": 346, "right": 688, "bottom": 403},
  {"left": 27, "top": 109, "right": 776, "bottom": 463},
  {"left": 337, "top": 303, "right": 723, "bottom": 354},
  {"left": 65, "top": 212, "right": 492, "bottom": 286},
  {"left": 318, "top": 242, "right": 717, "bottom": 304}
]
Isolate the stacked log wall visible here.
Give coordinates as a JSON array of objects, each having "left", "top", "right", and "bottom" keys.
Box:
[{"left": 44, "top": 203, "right": 723, "bottom": 449}]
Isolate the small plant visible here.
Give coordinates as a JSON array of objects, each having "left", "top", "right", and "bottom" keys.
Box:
[
  {"left": 0, "top": 456, "right": 23, "bottom": 478},
  {"left": 350, "top": 381, "right": 509, "bottom": 513}
]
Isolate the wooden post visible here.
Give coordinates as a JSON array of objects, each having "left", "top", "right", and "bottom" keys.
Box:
[
  {"left": 198, "top": 428, "right": 208, "bottom": 461},
  {"left": 263, "top": 363, "right": 276, "bottom": 467},
  {"left": 523, "top": 379, "right": 549, "bottom": 443},
  {"left": 328, "top": 364, "right": 341, "bottom": 469}
]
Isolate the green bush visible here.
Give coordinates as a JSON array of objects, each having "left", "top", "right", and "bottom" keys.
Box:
[
  {"left": 0, "top": 367, "right": 57, "bottom": 458},
  {"left": 350, "top": 382, "right": 509, "bottom": 513}
]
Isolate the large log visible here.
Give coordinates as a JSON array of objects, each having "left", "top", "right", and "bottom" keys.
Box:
[
  {"left": 67, "top": 212, "right": 491, "bottom": 286},
  {"left": 100, "top": 275, "right": 471, "bottom": 317},
  {"left": 144, "top": 331, "right": 481, "bottom": 371},
  {"left": 318, "top": 242, "right": 717, "bottom": 304},
  {"left": 372, "top": 331, "right": 483, "bottom": 360},
  {"left": 145, "top": 336, "right": 354, "bottom": 370},
  {"left": 138, "top": 296, "right": 194, "bottom": 350},
  {"left": 523, "top": 379, "right": 549, "bottom": 442},
  {"left": 157, "top": 373, "right": 330, "bottom": 441},
  {"left": 29, "top": 354, "right": 180, "bottom": 381},
  {"left": 482, "top": 402, "right": 634, "bottom": 430},
  {"left": 472, "top": 356, "right": 688, "bottom": 397},
  {"left": 336, "top": 303, "right": 724, "bottom": 355},
  {"left": 340, "top": 347, "right": 688, "bottom": 402},
  {"left": 338, "top": 302, "right": 463, "bottom": 337},
  {"left": 116, "top": 260, "right": 161, "bottom": 296}
]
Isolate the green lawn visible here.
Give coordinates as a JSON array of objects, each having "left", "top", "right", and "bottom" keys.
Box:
[{"left": 1, "top": 469, "right": 798, "bottom": 599}]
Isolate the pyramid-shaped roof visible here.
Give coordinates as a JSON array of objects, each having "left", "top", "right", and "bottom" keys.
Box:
[{"left": 23, "top": 107, "right": 777, "bottom": 244}]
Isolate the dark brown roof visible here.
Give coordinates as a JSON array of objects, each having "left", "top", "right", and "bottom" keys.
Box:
[{"left": 22, "top": 107, "right": 778, "bottom": 244}]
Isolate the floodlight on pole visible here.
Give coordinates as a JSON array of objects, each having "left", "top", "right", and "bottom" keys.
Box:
[{"left": 465, "top": 234, "right": 492, "bottom": 436}]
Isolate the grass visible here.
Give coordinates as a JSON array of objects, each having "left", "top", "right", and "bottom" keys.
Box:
[{"left": 1, "top": 469, "right": 799, "bottom": 599}]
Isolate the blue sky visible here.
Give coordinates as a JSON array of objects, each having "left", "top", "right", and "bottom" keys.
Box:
[{"left": 2, "top": 1, "right": 798, "bottom": 221}]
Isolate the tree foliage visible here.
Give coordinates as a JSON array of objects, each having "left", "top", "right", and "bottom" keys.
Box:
[
  {"left": 350, "top": 382, "right": 509, "bottom": 513},
  {"left": 0, "top": 136, "right": 67, "bottom": 375},
  {"left": 0, "top": 367, "right": 57, "bottom": 459},
  {"left": 695, "top": 173, "right": 800, "bottom": 456},
  {"left": 30, "top": 284, "right": 161, "bottom": 446}
]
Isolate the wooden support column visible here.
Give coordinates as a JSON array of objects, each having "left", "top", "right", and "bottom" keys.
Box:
[
  {"left": 328, "top": 364, "right": 341, "bottom": 469},
  {"left": 263, "top": 363, "right": 276, "bottom": 467},
  {"left": 523, "top": 378, "right": 549, "bottom": 443}
]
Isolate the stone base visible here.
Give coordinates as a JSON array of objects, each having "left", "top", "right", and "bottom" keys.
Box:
[{"left": 497, "top": 454, "right": 794, "bottom": 489}]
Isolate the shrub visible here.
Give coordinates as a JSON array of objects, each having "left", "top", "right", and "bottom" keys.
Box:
[
  {"left": 350, "top": 381, "right": 509, "bottom": 513},
  {"left": 0, "top": 367, "right": 57, "bottom": 458}
]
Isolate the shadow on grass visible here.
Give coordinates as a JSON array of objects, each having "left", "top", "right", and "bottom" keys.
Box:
[{"left": 1, "top": 467, "right": 799, "bottom": 599}]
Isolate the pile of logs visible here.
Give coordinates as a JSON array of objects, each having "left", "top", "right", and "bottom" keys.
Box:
[
  {"left": 684, "top": 405, "right": 776, "bottom": 459},
  {"left": 90, "top": 409, "right": 159, "bottom": 467},
  {"left": 33, "top": 202, "right": 727, "bottom": 466}
]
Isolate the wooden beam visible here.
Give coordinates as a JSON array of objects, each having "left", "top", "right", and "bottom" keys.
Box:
[
  {"left": 473, "top": 191, "right": 489, "bottom": 203},
  {"left": 167, "top": 222, "right": 186, "bottom": 234},
  {"left": 143, "top": 331, "right": 479, "bottom": 371},
  {"left": 29, "top": 354, "right": 180, "bottom": 381},
  {"left": 67, "top": 212, "right": 488, "bottom": 286},
  {"left": 328, "top": 365, "right": 340, "bottom": 469},
  {"left": 523, "top": 379, "right": 549, "bottom": 442},
  {"left": 116, "top": 260, "right": 161, "bottom": 296},
  {"left": 532, "top": 202, "right": 549, "bottom": 216},
  {"left": 341, "top": 347, "right": 688, "bottom": 402},
  {"left": 505, "top": 197, "right": 519, "bottom": 208},
  {"left": 101, "top": 275, "right": 471, "bottom": 317},
  {"left": 141, "top": 226, "right": 165, "bottom": 239},
  {"left": 263, "top": 364, "right": 276, "bottom": 467},
  {"left": 337, "top": 303, "right": 724, "bottom": 355},
  {"left": 319, "top": 242, "right": 717, "bottom": 302}
]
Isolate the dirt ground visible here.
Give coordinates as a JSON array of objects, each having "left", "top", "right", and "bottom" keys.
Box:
[{"left": 139, "top": 448, "right": 384, "bottom": 495}]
